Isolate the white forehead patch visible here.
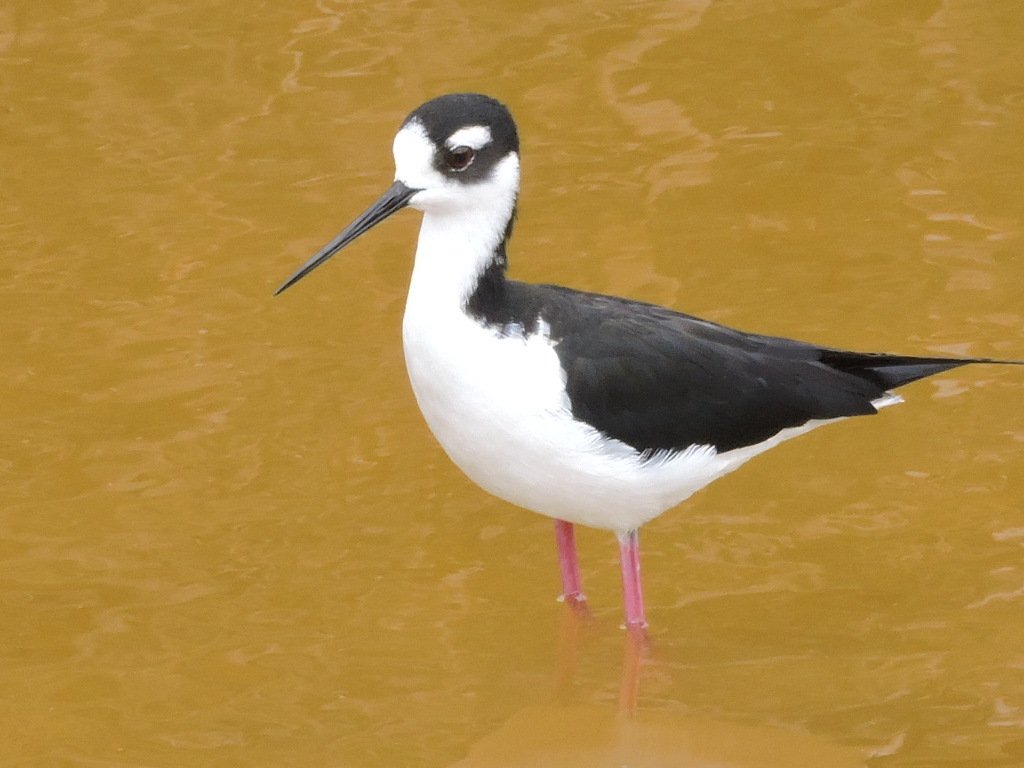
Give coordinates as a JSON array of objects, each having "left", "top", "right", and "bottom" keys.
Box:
[
  {"left": 394, "top": 121, "right": 431, "bottom": 163},
  {"left": 392, "top": 121, "right": 435, "bottom": 182},
  {"left": 446, "top": 125, "right": 492, "bottom": 151}
]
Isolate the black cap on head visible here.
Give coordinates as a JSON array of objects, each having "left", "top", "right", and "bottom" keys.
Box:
[{"left": 404, "top": 93, "right": 520, "bottom": 156}]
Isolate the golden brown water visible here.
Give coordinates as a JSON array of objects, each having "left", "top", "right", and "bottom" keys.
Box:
[{"left": 3, "top": 1, "right": 1023, "bottom": 765}]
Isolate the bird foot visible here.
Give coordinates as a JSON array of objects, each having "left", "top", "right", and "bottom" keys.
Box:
[{"left": 558, "top": 591, "right": 590, "bottom": 616}]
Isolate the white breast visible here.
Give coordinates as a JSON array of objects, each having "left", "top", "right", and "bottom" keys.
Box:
[
  {"left": 398, "top": 202, "right": 858, "bottom": 534},
  {"left": 399, "top": 231, "right": 810, "bottom": 532}
]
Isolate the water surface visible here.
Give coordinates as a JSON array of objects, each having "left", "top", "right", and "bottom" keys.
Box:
[{"left": 2, "top": 1, "right": 1023, "bottom": 765}]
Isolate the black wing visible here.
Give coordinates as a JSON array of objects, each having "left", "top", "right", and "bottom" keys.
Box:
[{"left": 512, "top": 282, "right": 998, "bottom": 454}]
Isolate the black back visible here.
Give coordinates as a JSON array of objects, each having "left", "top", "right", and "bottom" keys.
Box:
[{"left": 468, "top": 270, "right": 1006, "bottom": 455}]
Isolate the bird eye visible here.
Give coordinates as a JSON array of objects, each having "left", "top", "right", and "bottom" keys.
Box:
[{"left": 444, "top": 146, "right": 476, "bottom": 171}]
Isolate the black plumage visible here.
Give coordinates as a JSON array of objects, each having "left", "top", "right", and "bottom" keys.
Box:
[{"left": 468, "top": 261, "right": 1014, "bottom": 456}]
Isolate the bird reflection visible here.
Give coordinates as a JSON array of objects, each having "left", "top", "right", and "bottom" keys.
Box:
[{"left": 448, "top": 611, "right": 866, "bottom": 768}]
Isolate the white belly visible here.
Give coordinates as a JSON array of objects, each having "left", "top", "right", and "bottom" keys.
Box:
[{"left": 401, "top": 305, "right": 802, "bottom": 534}]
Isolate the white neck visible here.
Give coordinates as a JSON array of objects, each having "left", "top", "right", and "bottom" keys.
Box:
[
  {"left": 403, "top": 157, "right": 519, "bottom": 316},
  {"left": 406, "top": 210, "right": 502, "bottom": 314}
]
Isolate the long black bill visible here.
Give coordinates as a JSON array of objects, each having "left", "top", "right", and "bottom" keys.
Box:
[{"left": 274, "top": 180, "right": 418, "bottom": 296}]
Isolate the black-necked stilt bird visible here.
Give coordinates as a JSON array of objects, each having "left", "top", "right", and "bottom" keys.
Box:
[{"left": 277, "top": 93, "right": 1021, "bottom": 631}]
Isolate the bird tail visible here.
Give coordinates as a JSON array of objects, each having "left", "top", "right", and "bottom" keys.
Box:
[{"left": 818, "top": 350, "right": 1023, "bottom": 391}]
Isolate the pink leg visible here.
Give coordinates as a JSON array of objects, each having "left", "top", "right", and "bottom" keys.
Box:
[
  {"left": 555, "top": 519, "right": 586, "bottom": 607},
  {"left": 617, "top": 529, "right": 647, "bottom": 631}
]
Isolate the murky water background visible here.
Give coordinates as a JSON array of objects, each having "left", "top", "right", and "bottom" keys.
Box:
[{"left": 3, "top": 1, "right": 1023, "bottom": 765}]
